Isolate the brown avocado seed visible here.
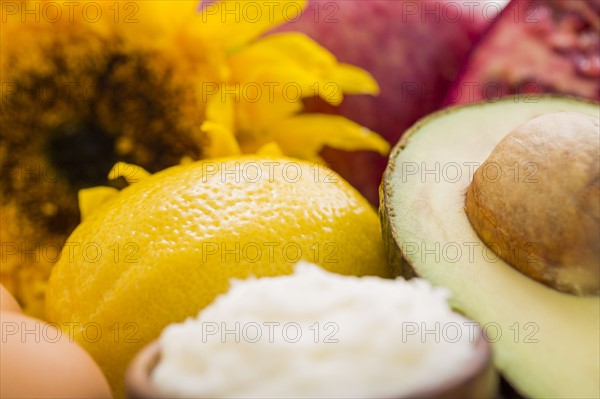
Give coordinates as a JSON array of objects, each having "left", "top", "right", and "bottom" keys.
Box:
[{"left": 465, "top": 111, "right": 599, "bottom": 296}]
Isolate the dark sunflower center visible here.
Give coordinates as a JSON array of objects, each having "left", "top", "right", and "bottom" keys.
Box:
[
  {"left": 47, "top": 121, "right": 118, "bottom": 191},
  {"left": 2, "top": 32, "right": 205, "bottom": 240}
]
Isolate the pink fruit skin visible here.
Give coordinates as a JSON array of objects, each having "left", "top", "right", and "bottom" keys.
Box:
[
  {"left": 275, "top": 0, "right": 489, "bottom": 204},
  {"left": 446, "top": 0, "right": 600, "bottom": 105}
]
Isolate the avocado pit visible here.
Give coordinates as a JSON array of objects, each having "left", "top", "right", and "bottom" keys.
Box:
[{"left": 465, "top": 111, "right": 600, "bottom": 296}]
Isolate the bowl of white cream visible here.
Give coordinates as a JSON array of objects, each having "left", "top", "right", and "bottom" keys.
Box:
[{"left": 126, "top": 262, "right": 497, "bottom": 398}]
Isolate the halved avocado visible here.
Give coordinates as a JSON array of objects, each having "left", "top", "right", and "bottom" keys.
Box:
[{"left": 380, "top": 95, "right": 599, "bottom": 398}]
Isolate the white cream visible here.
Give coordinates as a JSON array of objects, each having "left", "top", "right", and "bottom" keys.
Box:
[{"left": 152, "top": 263, "right": 479, "bottom": 398}]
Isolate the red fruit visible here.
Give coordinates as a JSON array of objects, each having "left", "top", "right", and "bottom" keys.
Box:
[
  {"left": 446, "top": 0, "right": 600, "bottom": 105},
  {"left": 277, "top": 0, "right": 490, "bottom": 203}
]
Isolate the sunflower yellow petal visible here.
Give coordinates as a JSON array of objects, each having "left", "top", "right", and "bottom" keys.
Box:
[
  {"left": 195, "top": 0, "right": 306, "bottom": 51},
  {"left": 230, "top": 33, "right": 377, "bottom": 105},
  {"left": 230, "top": 32, "right": 336, "bottom": 92},
  {"left": 232, "top": 32, "right": 336, "bottom": 72},
  {"left": 108, "top": 162, "right": 151, "bottom": 184},
  {"left": 201, "top": 121, "right": 242, "bottom": 157},
  {"left": 269, "top": 114, "right": 390, "bottom": 159},
  {"left": 330, "top": 63, "right": 380, "bottom": 95},
  {"left": 256, "top": 142, "right": 285, "bottom": 157},
  {"left": 205, "top": 85, "right": 235, "bottom": 132},
  {"left": 235, "top": 88, "right": 303, "bottom": 153},
  {"left": 236, "top": 93, "right": 303, "bottom": 138},
  {"left": 78, "top": 187, "right": 119, "bottom": 221},
  {"left": 116, "top": 1, "right": 200, "bottom": 40}
]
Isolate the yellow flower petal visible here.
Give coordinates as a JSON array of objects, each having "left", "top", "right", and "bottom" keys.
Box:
[
  {"left": 330, "top": 63, "right": 380, "bottom": 95},
  {"left": 229, "top": 33, "right": 347, "bottom": 105},
  {"left": 78, "top": 187, "right": 119, "bottom": 221},
  {"left": 232, "top": 32, "right": 337, "bottom": 73},
  {"left": 180, "top": 156, "right": 196, "bottom": 165},
  {"left": 201, "top": 121, "right": 242, "bottom": 157},
  {"left": 268, "top": 114, "right": 390, "bottom": 160},
  {"left": 256, "top": 142, "right": 285, "bottom": 157},
  {"left": 110, "top": 1, "right": 200, "bottom": 42},
  {"left": 137, "top": 1, "right": 198, "bottom": 27},
  {"left": 236, "top": 94, "right": 303, "bottom": 141},
  {"left": 108, "top": 162, "right": 151, "bottom": 184},
  {"left": 196, "top": 0, "right": 306, "bottom": 52},
  {"left": 205, "top": 85, "right": 236, "bottom": 132}
]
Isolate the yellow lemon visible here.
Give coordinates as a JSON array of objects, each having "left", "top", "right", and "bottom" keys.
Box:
[{"left": 45, "top": 156, "right": 389, "bottom": 396}]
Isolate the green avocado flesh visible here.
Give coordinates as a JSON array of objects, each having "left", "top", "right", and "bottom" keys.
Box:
[{"left": 381, "top": 96, "right": 600, "bottom": 398}]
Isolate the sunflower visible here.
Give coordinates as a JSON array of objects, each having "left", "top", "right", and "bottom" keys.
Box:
[{"left": 0, "top": 0, "right": 388, "bottom": 317}]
